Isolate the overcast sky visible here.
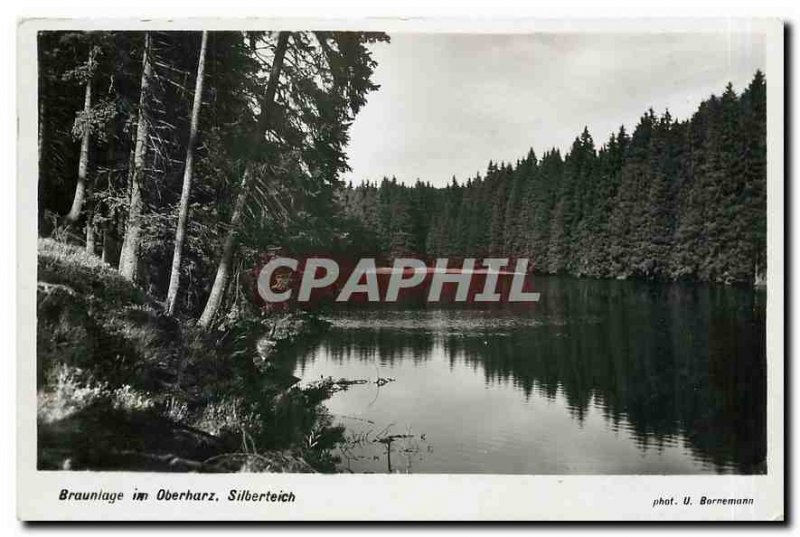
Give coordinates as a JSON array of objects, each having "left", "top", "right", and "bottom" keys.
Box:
[{"left": 343, "top": 32, "right": 765, "bottom": 187}]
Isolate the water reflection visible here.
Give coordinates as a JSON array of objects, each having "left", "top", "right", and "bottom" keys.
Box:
[{"left": 285, "top": 277, "right": 766, "bottom": 474}]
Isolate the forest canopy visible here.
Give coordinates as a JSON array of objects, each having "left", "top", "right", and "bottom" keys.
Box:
[
  {"left": 38, "top": 30, "right": 766, "bottom": 335},
  {"left": 38, "top": 30, "right": 388, "bottom": 326},
  {"left": 340, "top": 71, "right": 767, "bottom": 286}
]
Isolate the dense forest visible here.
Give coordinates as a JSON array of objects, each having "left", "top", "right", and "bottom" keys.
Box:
[
  {"left": 36, "top": 30, "right": 391, "bottom": 471},
  {"left": 39, "top": 30, "right": 766, "bottom": 332},
  {"left": 38, "top": 30, "right": 387, "bottom": 326},
  {"left": 340, "top": 72, "right": 766, "bottom": 285}
]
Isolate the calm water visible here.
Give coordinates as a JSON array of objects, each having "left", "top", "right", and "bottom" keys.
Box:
[{"left": 285, "top": 276, "right": 766, "bottom": 474}]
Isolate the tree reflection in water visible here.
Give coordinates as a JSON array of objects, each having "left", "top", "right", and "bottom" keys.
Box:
[{"left": 287, "top": 277, "right": 766, "bottom": 474}]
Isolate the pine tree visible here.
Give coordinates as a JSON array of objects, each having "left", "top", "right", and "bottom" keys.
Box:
[
  {"left": 118, "top": 32, "right": 153, "bottom": 281},
  {"left": 166, "top": 31, "right": 208, "bottom": 315},
  {"left": 338, "top": 73, "right": 766, "bottom": 286}
]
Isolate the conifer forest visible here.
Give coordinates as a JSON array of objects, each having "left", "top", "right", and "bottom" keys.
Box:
[{"left": 34, "top": 30, "right": 768, "bottom": 475}]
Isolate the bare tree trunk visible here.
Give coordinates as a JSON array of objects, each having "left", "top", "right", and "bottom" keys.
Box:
[
  {"left": 65, "top": 50, "right": 95, "bottom": 223},
  {"left": 198, "top": 32, "right": 289, "bottom": 329},
  {"left": 166, "top": 31, "right": 208, "bottom": 315},
  {"left": 119, "top": 33, "right": 152, "bottom": 281},
  {"left": 197, "top": 166, "right": 252, "bottom": 328}
]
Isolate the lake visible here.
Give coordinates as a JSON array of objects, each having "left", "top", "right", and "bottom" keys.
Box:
[{"left": 284, "top": 276, "right": 766, "bottom": 474}]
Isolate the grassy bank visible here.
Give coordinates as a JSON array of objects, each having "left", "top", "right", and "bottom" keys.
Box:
[{"left": 36, "top": 238, "right": 339, "bottom": 472}]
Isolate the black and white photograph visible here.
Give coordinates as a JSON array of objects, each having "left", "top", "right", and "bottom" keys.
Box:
[{"left": 15, "top": 16, "right": 784, "bottom": 521}]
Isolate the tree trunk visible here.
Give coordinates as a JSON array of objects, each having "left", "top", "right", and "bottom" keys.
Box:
[
  {"left": 119, "top": 33, "right": 152, "bottom": 281},
  {"left": 256, "top": 32, "right": 289, "bottom": 135},
  {"left": 166, "top": 31, "right": 208, "bottom": 315},
  {"left": 197, "top": 166, "right": 252, "bottom": 329},
  {"left": 65, "top": 50, "right": 95, "bottom": 223},
  {"left": 198, "top": 32, "right": 290, "bottom": 329}
]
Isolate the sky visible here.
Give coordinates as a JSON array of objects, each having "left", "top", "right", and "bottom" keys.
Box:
[{"left": 343, "top": 32, "right": 766, "bottom": 187}]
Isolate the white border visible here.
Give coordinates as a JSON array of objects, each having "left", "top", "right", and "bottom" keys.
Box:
[{"left": 16, "top": 17, "right": 785, "bottom": 521}]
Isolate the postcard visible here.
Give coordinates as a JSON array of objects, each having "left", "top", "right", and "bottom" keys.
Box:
[{"left": 17, "top": 17, "right": 784, "bottom": 521}]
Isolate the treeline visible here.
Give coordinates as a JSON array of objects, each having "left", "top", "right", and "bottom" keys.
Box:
[
  {"left": 38, "top": 30, "right": 387, "bottom": 326},
  {"left": 340, "top": 72, "right": 766, "bottom": 285}
]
